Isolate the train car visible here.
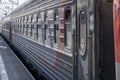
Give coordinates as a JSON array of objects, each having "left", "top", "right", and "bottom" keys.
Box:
[{"left": 1, "top": 0, "right": 116, "bottom": 80}]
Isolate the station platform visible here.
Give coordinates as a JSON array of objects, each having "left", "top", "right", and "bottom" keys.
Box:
[{"left": 0, "top": 36, "right": 35, "bottom": 80}]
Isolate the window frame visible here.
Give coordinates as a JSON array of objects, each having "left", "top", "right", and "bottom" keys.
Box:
[
  {"left": 64, "top": 8, "right": 72, "bottom": 48},
  {"left": 79, "top": 9, "right": 87, "bottom": 56},
  {"left": 54, "top": 9, "right": 59, "bottom": 44},
  {"left": 37, "top": 24, "right": 41, "bottom": 39}
]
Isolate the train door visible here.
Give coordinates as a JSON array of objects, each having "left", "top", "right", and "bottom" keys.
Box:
[
  {"left": 76, "top": 0, "right": 93, "bottom": 80},
  {"left": 76, "top": 0, "right": 115, "bottom": 80}
]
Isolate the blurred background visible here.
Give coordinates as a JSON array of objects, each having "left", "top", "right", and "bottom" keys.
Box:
[{"left": 0, "top": 0, "right": 30, "bottom": 18}]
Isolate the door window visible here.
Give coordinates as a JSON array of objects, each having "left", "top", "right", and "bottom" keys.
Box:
[{"left": 79, "top": 9, "right": 87, "bottom": 56}]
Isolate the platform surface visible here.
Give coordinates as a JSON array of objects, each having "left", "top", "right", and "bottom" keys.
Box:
[{"left": 0, "top": 36, "right": 34, "bottom": 80}]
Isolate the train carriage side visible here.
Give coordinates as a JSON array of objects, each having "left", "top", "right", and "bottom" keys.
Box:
[
  {"left": 1, "top": 0, "right": 117, "bottom": 80},
  {"left": 10, "top": 0, "right": 76, "bottom": 80}
]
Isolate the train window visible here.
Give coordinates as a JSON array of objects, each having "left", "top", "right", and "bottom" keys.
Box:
[
  {"left": 44, "top": 12, "right": 48, "bottom": 21},
  {"left": 27, "top": 16, "right": 29, "bottom": 22},
  {"left": 17, "top": 24, "right": 19, "bottom": 33},
  {"left": 34, "top": 14, "right": 37, "bottom": 22},
  {"left": 23, "top": 24, "right": 25, "bottom": 34},
  {"left": 23, "top": 17, "right": 25, "bottom": 23},
  {"left": 17, "top": 23, "right": 19, "bottom": 33},
  {"left": 28, "top": 25, "right": 33, "bottom": 37},
  {"left": 54, "top": 9, "right": 59, "bottom": 44},
  {"left": 54, "top": 9, "right": 59, "bottom": 20},
  {"left": 64, "top": 9, "right": 72, "bottom": 48},
  {"left": 22, "top": 17, "right": 24, "bottom": 23},
  {"left": 18, "top": 24, "right": 19, "bottom": 33},
  {"left": 28, "top": 15, "right": 32, "bottom": 22},
  {"left": 44, "top": 25, "right": 49, "bottom": 41},
  {"left": 37, "top": 12, "right": 41, "bottom": 22},
  {"left": 28, "top": 26, "right": 31, "bottom": 37},
  {"left": 54, "top": 24, "right": 59, "bottom": 43},
  {"left": 44, "top": 11, "right": 49, "bottom": 44},
  {"left": 79, "top": 9, "right": 87, "bottom": 56},
  {"left": 19, "top": 24, "right": 20, "bottom": 33},
  {"left": 37, "top": 25, "right": 41, "bottom": 40},
  {"left": 32, "top": 14, "right": 34, "bottom": 22},
  {"left": 33, "top": 25, "right": 37, "bottom": 40},
  {"left": 20, "top": 18, "right": 21, "bottom": 23},
  {"left": 20, "top": 25, "right": 22, "bottom": 33},
  {"left": 31, "top": 25, "right": 34, "bottom": 36},
  {"left": 26, "top": 25, "right": 29, "bottom": 35},
  {"left": 19, "top": 18, "right": 20, "bottom": 23}
]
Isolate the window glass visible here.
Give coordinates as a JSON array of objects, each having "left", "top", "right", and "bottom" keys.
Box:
[
  {"left": 37, "top": 25, "right": 41, "bottom": 39},
  {"left": 31, "top": 14, "right": 34, "bottom": 22},
  {"left": 20, "top": 25, "right": 22, "bottom": 34},
  {"left": 79, "top": 10, "right": 87, "bottom": 56},
  {"left": 37, "top": 12, "right": 41, "bottom": 19},
  {"left": 33, "top": 14, "right": 37, "bottom": 22},
  {"left": 28, "top": 15, "right": 31, "bottom": 22},
  {"left": 23, "top": 17, "right": 25, "bottom": 23},
  {"left": 44, "top": 25, "right": 49, "bottom": 41},
  {"left": 26, "top": 25, "right": 29, "bottom": 35},
  {"left": 23, "top": 24, "right": 25, "bottom": 34},
  {"left": 65, "top": 9, "right": 72, "bottom": 48},
  {"left": 31, "top": 25, "right": 34, "bottom": 36},
  {"left": 54, "top": 9, "right": 59, "bottom": 44},
  {"left": 54, "top": 24, "right": 59, "bottom": 43},
  {"left": 44, "top": 12, "right": 48, "bottom": 21},
  {"left": 54, "top": 9, "right": 59, "bottom": 20},
  {"left": 32, "top": 25, "right": 37, "bottom": 40},
  {"left": 18, "top": 24, "right": 19, "bottom": 33},
  {"left": 28, "top": 27, "right": 31, "bottom": 37},
  {"left": 44, "top": 11, "right": 49, "bottom": 44},
  {"left": 27, "top": 16, "right": 29, "bottom": 22}
]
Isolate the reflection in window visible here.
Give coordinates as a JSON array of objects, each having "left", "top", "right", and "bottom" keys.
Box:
[
  {"left": 54, "top": 9, "right": 59, "bottom": 44},
  {"left": 27, "top": 16, "right": 29, "bottom": 22},
  {"left": 44, "top": 11, "right": 49, "bottom": 44},
  {"left": 23, "top": 17, "right": 25, "bottom": 23},
  {"left": 54, "top": 24, "right": 59, "bottom": 43},
  {"left": 37, "top": 25, "right": 41, "bottom": 39},
  {"left": 65, "top": 9, "right": 72, "bottom": 48},
  {"left": 16, "top": 25, "right": 18, "bottom": 33},
  {"left": 54, "top": 9, "right": 59, "bottom": 20},
  {"left": 32, "top": 25, "right": 37, "bottom": 40},
  {"left": 28, "top": 27, "right": 31, "bottom": 37},
  {"left": 23, "top": 24, "right": 25, "bottom": 34},
  {"left": 31, "top": 25, "right": 34, "bottom": 36},
  {"left": 31, "top": 14, "right": 34, "bottom": 22},
  {"left": 26, "top": 25, "right": 29, "bottom": 35},
  {"left": 37, "top": 12, "right": 41, "bottom": 21},
  {"left": 44, "top": 12, "right": 48, "bottom": 21},
  {"left": 20, "top": 25, "right": 22, "bottom": 33},
  {"left": 44, "top": 25, "right": 49, "bottom": 41},
  {"left": 79, "top": 10, "right": 87, "bottom": 56}
]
